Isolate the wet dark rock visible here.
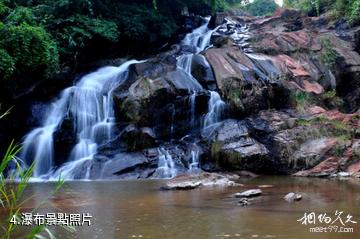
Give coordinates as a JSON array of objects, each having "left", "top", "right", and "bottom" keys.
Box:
[
  {"left": 91, "top": 152, "right": 157, "bottom": 179},
  {"left": 191, "top": 54, "right": 216, "bottom": 90},
  {"left": 202, "top": 119, "right": 270, "bottom": 172},
  {"left": 209, "top": 12, "right": 228, "bottom": 29},
  {"left": 238, "top": 197, "right": 253, "bottom": 206},
  {"left": 53, "top": 118, "right": 77, "bottom": 166},
  {"left": 112, "top": 53, "right": 210, "bottom": 139},
  {"left": 121, "top": 124, "right": 158, "bottom": 151}
]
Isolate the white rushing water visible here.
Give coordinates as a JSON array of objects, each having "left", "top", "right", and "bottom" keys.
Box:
[
  {"left": 155, "top": 148, "right": 177, "bottom": 178},
  {"left": 21, "top": 16, "right": 228, "bottom": 180},
  {"left": 203, "top": 91, "right": 225, "bottom": 128},
  {"left": 176, "top": 17, "right": 222, "bottom": 131},
  {"left": 177, "top": 17, "right": 215, "bottom": 75},
  {"left": 21, "top": 60, "right": 142, "bottom": 179},
  {"left": 189, "top": 149, "right": 200, "bottom": 172}
]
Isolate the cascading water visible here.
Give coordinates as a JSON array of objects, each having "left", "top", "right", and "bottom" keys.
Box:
[
  {"left": 203, "top": 91, "right": 225, "bottom": 128},
  {"left": 21, "top": 60, "right": 142, "bottom": 179},
  {"left": 189, "top": 92, "right": 197, "bottom": 128},
  {"left": 21, "top": 16, "right": 231, "bottom": 180},
  {"left": 155, "top": 148, "right": 177, "bottom": 178},
  {"left": 176, "top": 17, "right": 221, "bottom": 131},
  {"left": 176, "top": 17, "right": 215, "bottom": 76},
  {"left": 189, "top": 149, "right": 200, "bottom": 172}
]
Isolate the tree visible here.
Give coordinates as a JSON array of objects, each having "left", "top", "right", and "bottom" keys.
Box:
[{"left": 246, "top": 0, "right": 278, "bottom": 16}]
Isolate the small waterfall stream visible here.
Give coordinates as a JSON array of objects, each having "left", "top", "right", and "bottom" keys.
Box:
[
  {"left": 21, "top": 60, "right": 143, "bottom": 179},
  {"left": 156, "top": 148, "right": 177, "bottom": 178},
  {"left": 203, "top": 91, "right": 225, "bottom": 128}
]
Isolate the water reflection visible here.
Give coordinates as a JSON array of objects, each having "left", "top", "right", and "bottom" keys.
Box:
[{"left": 4, "top": 177, "right": 360, "bottom": 239}]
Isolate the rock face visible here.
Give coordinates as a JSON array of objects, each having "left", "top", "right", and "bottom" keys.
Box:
[
  {"left": 113, "top": 53, "right": 210, "bottom": 139},
  {"left": 202, "top": 119, "right": 270, "bottom": 172},
  {"left": 200, "top": 107, "right": 360, "bottom": 175},
  {"left": 121, "top": 124, "right": 158, "bottom": 151},
  {"left": 205, "top": 8, "right": 360, "bottom": 114},
  {"left": 191, "top": 54, "right": 216, "bottom": 90}
]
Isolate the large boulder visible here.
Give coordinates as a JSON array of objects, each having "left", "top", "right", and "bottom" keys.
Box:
[
  {"left": 202, "top": 119, "right": 270, "bottom": 172},
  {"left": 113, "top": 55, "right": 209, "bottom": 139},
  {"left": 191, "top": 54, "right": 216, "bottom": 90}
]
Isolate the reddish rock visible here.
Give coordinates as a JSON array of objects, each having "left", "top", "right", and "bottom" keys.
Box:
[
  {"left": 294, "top": 156, "right": 340, "bottom": 177},
  {"left": 308, "top": 106, "right": 327, "bottom": 115}
]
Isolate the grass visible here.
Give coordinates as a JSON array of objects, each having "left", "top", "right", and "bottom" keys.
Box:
[
  {"left": 296, "top": 115, "right": 355, "bottom": 141},
  {"left": 0, "top": 108, "right": 75, "bottom": 239},
  {"left": 290, "top": 91, "right": 312, "bottom": 112},
  {"left": 320, "top": 38, "right": 337, "bottom": 69}
]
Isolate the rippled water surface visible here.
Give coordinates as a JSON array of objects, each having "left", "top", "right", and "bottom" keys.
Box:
[{"left": 5, "top": 176, "right": 360, "bottom": 239}]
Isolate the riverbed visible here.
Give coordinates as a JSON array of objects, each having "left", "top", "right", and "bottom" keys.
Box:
[{"left": 6, "top": 176, "right": 360, "bottom": 239}]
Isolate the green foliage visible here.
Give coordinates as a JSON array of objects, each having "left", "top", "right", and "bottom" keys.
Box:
[
  {"left": 319, "top": 38, "right": 337, "bottom": 69},
  {"left": 321, "top": 90, "right": 344, "bottom": 109},
  {"left": 52, "top": 14, "right": 118, "bottom": 57},
  {"left": 0, "top": 49, "right": 15, "bottom": 79},
  {"left": 117, "top": 4, "right": 176, "bottom": 41},
  {"left": 290, "top": 91, "right": 312, "bottom": 111},
  {"left": 0, "top": 1, "right": 9, "bottom": 18},
  {"left": 1, "top": 23, "right": 59, "bottom": 78},
  {"left": 245, "top": 0, "right": 278, "bottom": 16},
  {"left": 284, "top": 0, "right": 360, "bottom": 24},
  {"left": 348, "top": 0, "right": 360, "bottom": 25},
  {"left": 0, "top": 2, "right": 59, "bottom": 96},
  {"left": 5, "top": 6, "right": 35, "bottom": 25}
]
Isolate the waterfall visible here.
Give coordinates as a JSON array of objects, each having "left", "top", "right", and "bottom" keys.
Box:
[
  {"left": 176, "top": 17, "right": 215, "bottom": 75},
  {"left": 155, "top": 148, "right": 177, "bottom": 179},
  {"left": 21, "top": 88, "right": 72, "bottom": 177},
  {"left": 21, "top": 60, "right": 143, "bottom": 179},
  {"left": 21, "top": 16, "right": 227, "bottom": 180},
  {"left": 203, "top": 91, "right": 225, "bottom": 128},
  {"left": 189, "top": 150, "right": 200, "bottom": 172},
  {"left": 189, "top": 92, "right": 196, "bottom": 128},
  {"left": 181, "top": 17, "right": 214, "bottom": 53},
  {"left": 176, "top": 17, "right": 219, "bottom": 132}
]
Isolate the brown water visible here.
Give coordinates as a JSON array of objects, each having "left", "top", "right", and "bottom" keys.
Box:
[{"left": 3, "top": 176, "right": 360, "bottom": 239}]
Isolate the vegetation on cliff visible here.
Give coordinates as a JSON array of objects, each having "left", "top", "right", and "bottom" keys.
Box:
[{"left": 284, "top": 0, "right": 360, "bottom": 24}]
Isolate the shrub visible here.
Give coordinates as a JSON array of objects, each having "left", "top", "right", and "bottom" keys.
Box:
[
  {"left": 0, "top": 48, "right": 14, "bottom": 80},
  {"left": 4, "top": 6, "right": 36, "bottom": 25},
  {"left": 245, "top": 0, "right": 278, "bottom": 16},
  {"left": 348, "top": 0, "right": 360, "bottom": 25},
  {"left": 290, "top": 91, "right": 312, "bottom": 111},
  {"left": 0, "top": 23, "right": 59, "bottom": 78}
]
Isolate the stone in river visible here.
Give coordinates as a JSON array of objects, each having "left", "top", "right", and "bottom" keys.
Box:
[
  {"left": 284, "top": 192, "right": 302, "bottom": 202},
  {"left": 234, "top": 189, "right": 262, "bottom": 198},
  {"left": 238, "top": 197, "right": 253, "bottom": 206},
  {"left": 161, "top": 172, "right": 240, "bottom": 190}
]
